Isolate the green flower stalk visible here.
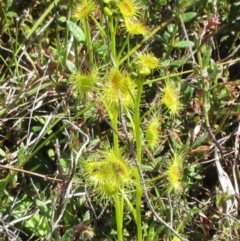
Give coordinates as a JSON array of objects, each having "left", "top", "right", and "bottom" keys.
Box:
[{"left": 133, "top": 52, "right": 160, "bottom": 241}]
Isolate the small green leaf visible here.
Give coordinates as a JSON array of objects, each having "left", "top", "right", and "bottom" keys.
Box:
[
  {"left": 83, "top": 210, "right": 90, "bottom": 221},
  {"left": 35, "top": 116, "right": 46, "bottom": 124},
  {"left": 6, "top": 0, "right": 13, "bottom": 10},
  {"left": 0, "top": 148, "right": 5, "bottom": 157},
  {"left": 60, "top": 155, "right": 70, "bottom": 173},
  {"left": 48, "top": 149, "right": 55, "bottom": 159},
  {"left": 174, "top": 41, "right": 194, "bottom": 48},
  {"left": 192, "top": 133, "right": 208, "bottom": 149},
  {"left": 60, "top": 229, "right": 73, "bottom": 241},
  {"left": 184, "top": 0, "right": 198, "bottom": 8},
  {"left": 0, "top": 108, "right": 7, "bottom": 115},
  {"left": 170, "top": 60, "right": 186, "bottom": 67},
  {"left": 66, "top": 20, "right": 85, "bottom": 42},
  {"left": 32, "top": 126, "right": 42, "bottom": 132},
  {"left": 18, "top": 143, "right": 25, "bottom": 163},
  {"left": 6, "top": 11, "right": 18, "bottom": 18},
  {"left": 216, "top": 193, "right": 222, "bottom": 207},
  {"left": 202, "top": 45, "right": 212, "bottom": 67},
  {"left": 94, "top": 44, "right": 108, "bottom": 53},
  {"left": 58, "top": 16, "right": 66, "bottom": 23},
  {"left": 233, "top": 2, "right": 240, "bottom": 6},
  {"left": 181, "top": 12, "right": 197, "bottom": 22},
  {"left": 162, "top": 31, "right": 171, "bottom": 42},
  {"left": 66, "top": 59, "right": 76, "bottom": 73},
  {"left": 35, "top": 200, "right": 50, "bottom": 218},
  {"left": 167, "top": 24, "right": 175, "bottom": 33},
  {"left": 26, "top": 214, "right": 48, "bottom": 236}
]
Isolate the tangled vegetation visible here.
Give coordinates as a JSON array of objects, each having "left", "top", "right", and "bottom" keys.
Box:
[{"left": 0, "top": 0, "right": 240, "bottom": 240}]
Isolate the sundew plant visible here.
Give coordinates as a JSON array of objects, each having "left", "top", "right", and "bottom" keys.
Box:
[
  {"left": 1, "top": 0, "right": 240, "bottom": 240},
  {"left": 67, "top": 0, "right": 192, "bottom": 240}
]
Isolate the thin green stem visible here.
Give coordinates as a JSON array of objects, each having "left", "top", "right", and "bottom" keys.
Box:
[
  {"left": 135, "top": 78, "right": 143, "bottom": 165},
  {"left": 73, "top": 37, "right": 79, "bottom": 67},
  {"left": 115, "top": 198, "right": 123, "bottom": 241},
  {"left": 81, "top": 18, "right": 93, "bottom": 66},
  {"left": 196, "top": 46, "right": 210, "bottom": 127},
  {"left": 108, "top": 16, "right": 117, "bottom": 66},
  {"left": 121, "top": 189, "right": 137, "bottom": 221},
  {"left": 112, "top": 112, "right": 119, "bottom": 155},
  {"left": 136, "top": 175, "right": 143, "bottom": 241},
  {"left": 64, "top": 0, "right": 72, "bottom": 63},
  {"left": 111, "top": 111, "right": 123, "bottom": 240},
  {"left": 147, "top": 173, "right": 166, "bottom": 184},
  {"left": 14, "top": 17, "right": 20, "bottom": 76},
  {"left": 144, "top": 69, "right": 193, "bottom": 86},
  {"left": 117, "top": 34, "right": 130, "bottom": 62},
  {"left": 90, "top": 15, "right": 107, "bottom": 39},
  {"left": 134, "top": 76, "right": 144, "bottom": 241}
]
